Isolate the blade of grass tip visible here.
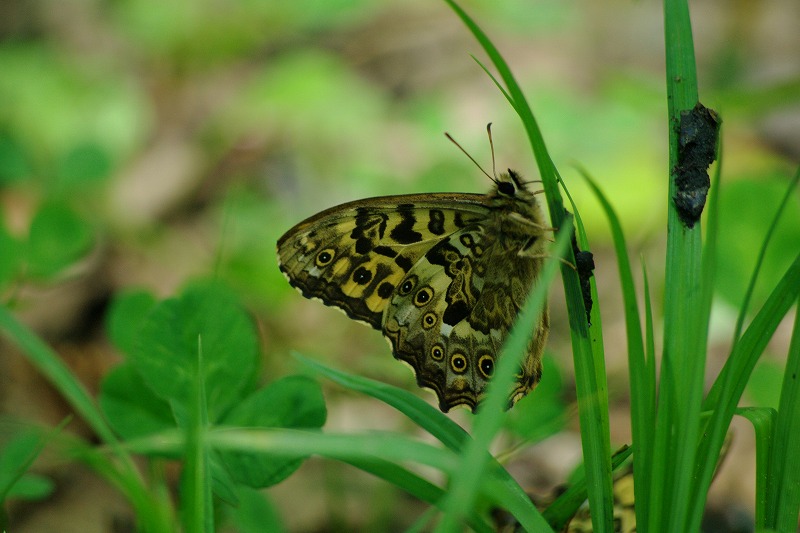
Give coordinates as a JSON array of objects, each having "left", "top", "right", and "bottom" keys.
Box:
[
  {"left": 578, "top": 170, "right": 653, "bottom": 525},
  {"left": 445, "top": 3, "right": 614, "bottom": 527},
  {"left": 767, "top": 296, "right": 800, "bottom": 531},
  {"left": 690, "top": 253, "right": 800, "bottom": 532},
  {"left": 471, "top": 56, "right": 517, "bottom": 111},
  {"left": 434, "top": 221, "right": 572, "bottom": 533},
  {"left": 656, "top": 0, "right": 705, "bottom": 528},
  {"left": 443, "top": 0, "right": 559, "bottom": 202},
  {"left": 735, "top": 407, "right": 776, "bottom": 529},
  {"left": 182, "top": 335, "right": 213, "bottom": 533},
  {"left": 732, "top": 167, "right": 800, "bottom": 344}
]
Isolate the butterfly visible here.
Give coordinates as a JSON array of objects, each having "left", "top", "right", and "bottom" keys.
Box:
[
  {"left": 277, "top": 156, "right": 550, "bottom": 412},
  {"left": 276, "top": 174, "right": 550, "bottom": 412}
]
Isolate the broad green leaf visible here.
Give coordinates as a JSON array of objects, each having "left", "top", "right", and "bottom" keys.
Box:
[
  {"left": 26, "top": 202, "right": 93, "bottom": 278},
  {"left": 219, "top": 376, "right": 326, "bottom": 488},
  {"left": 130, "top": 282, "right": 259, "bottom": 423},
  {"left": 106, "top": 289, "right": 158, "bottom": 356},
  {"left": 99, "top": 363, "right": 175, "bottom": 442}
]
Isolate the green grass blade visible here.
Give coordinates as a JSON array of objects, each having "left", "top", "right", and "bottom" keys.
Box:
[
  {"left": 181, "top": 336, "right": 213, "bottom": 533},
  {"left": 441, "top": 2, "right": 613, "bottom": 529},
  {"left": 578, "top": 170, "right": 653, "bottom": 526},
  {"left": 733, "top": 167, "right": 800, "bottom": 343},
  {"left": 692, "top": 253, "right": 800, "bottom": 531},
  {"left": 208, "top": 428, "right": 458, "bottom": 470},
  {"left": 766, "top": 297, "right": 800, "bottom": 530},
  {"left": 655, "top": 0, "right": 706, "bottom": 529},
  {"left": 0, "top": 305, "right": 173, "bottom": 533},
  {"left": 298, "top": 356, "right": 547, "bottom": 530},
  {"left": 560, "top": 173, "right": 607, "bottom": 385},
  {"left": 343, "top": 459, "right": 494, "bottom": 533},
  {"left": 735, "top": 407, "right": 776, "bottom": 529},
  {"left": 543, "top": 445, "right": 633, "bottom": 530},
  {"left": 295, "top": 354, "right": 468, "bottom": 451},
  {"left": 0, "top": 306, "right": 118, "bottom": 444}
]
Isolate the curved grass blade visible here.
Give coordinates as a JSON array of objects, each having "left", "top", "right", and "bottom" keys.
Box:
[
  {"left": 735, "top": 407, "right": 776, "bottom": 528},
  {"left": 766, "top": 298, "right": 800, "bottom": 531},
  {"left": 0, "top": 305, "right": 172, "bottom": 533},
  {"left": 296, "top": 355, "right": 547, "bottom": 531},
  {"left": 732, "top": 167, "right": 800, "bottom": 343},
  {"left": 442, "top": 2, "right": 613, "bottom": 530},
  {"left": 578, "top": 169, "right": 654, "bottom": 527},
  {"left": 692, "top": 253, "right": 800, "bottom": 531}
]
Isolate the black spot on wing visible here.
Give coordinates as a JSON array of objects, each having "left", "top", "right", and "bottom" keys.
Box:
[
  {"left": 394, "top": 254, "right": 414, "bottom": 272},
  {"left": 352, "top": 267, "right": 372, "bottom": 284},
  {"left": 428, "top": 209, "right": 445, "bottom": 235},
  {"left": 389, "top": 204, "right": 423, "bottom": 244},
  {"left": 355, "top": 238, "right": 371, "bottom": 254},
  {"left": 424, "top": 240, "right": 461, "bottom": 270},
  {"left": 442, "top": 300, "right": 470, "bottom": 326},
  {"left": 351, "top": 208, "right": 389, "bottom": 254},
  {"left": 377, "top": 282, "right": 395, "bottom": 298},
  {"left": 373, "top": 245, "right": 398, "bottom": 258}
]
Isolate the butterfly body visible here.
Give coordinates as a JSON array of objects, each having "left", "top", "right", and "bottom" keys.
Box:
[{"left": 277, "top": 170, "right": 549, "bottom": 412}]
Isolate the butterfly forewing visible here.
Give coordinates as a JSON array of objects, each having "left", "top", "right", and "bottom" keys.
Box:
[{"left": 277, "top": 195, "right": 489, "bottom": 328}]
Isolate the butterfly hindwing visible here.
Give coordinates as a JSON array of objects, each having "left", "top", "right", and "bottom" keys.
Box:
[{"left": 383, "top": 222, "right": 547, "bottom": 411}]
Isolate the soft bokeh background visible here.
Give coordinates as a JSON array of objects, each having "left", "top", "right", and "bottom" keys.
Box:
[{"left": 1, "top": 0, "right": 798, "bottom": 531}]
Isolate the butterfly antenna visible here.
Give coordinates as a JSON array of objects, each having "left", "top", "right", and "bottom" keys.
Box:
[
  {"left": 486, "top": 123, "right": 498, "bottom": 180},
  {"left": 444, "top": 132, "right": 495, "bottom": 183}
]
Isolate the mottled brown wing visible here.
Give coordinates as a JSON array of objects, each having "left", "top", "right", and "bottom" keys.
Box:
[
  {"left": 276, "top": 194, "right": 490, "bottom": 329},
  {"left": 382, "top": 222, "right": 547, "bottom": 412}
]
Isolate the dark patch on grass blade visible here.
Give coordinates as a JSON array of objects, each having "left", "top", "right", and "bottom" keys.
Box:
[
  {"left": 673, "top": 103, "right": 721, "bottom": 227},
  {"left": 567, "top": 212, "right": 595, "bottom": 324}
]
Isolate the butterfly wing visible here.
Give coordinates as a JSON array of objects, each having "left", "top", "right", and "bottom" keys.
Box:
[
  {"left": 383, "top": 223, "right": 547, "bottom": 412},
  {"left": 277, "top": 194, "right": 490, "bottom": 329}
]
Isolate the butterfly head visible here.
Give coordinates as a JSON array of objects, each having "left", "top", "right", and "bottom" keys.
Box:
[
  {"left": 495, "top": 169, "right": 527, "bottom": 195},
  {"left": 492, "top": 169, "right": 542, "bottom": 205}
]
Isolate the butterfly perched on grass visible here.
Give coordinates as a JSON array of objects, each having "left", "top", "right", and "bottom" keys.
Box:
[{"left": 277, "top": 129, "right": 551, "bottom": 412}]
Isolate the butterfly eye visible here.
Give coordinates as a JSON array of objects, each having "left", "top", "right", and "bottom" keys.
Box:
[
  {"left": 413, "top": 287, "right": 434, "bottom": 307},
  {"left": 478, "top": 355, "right": 495, "bottom": 379},
  {"left": 497, "top": 181, "right": 516, "bottom": 196},
  {"left": 315, "top": 249, "right": 335, "bottom": 267},
  {"left": 430, "top": 344, "right": 445, "bottom": 361},
  {"left": 422, "top": 312, "right": 437, "bottom": 329},
  {"left": 398, "top": 275, "right": 417, "bottom": 296},
  {"left": 450, "top": 353, "right": 467, "bottom": 374}
]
